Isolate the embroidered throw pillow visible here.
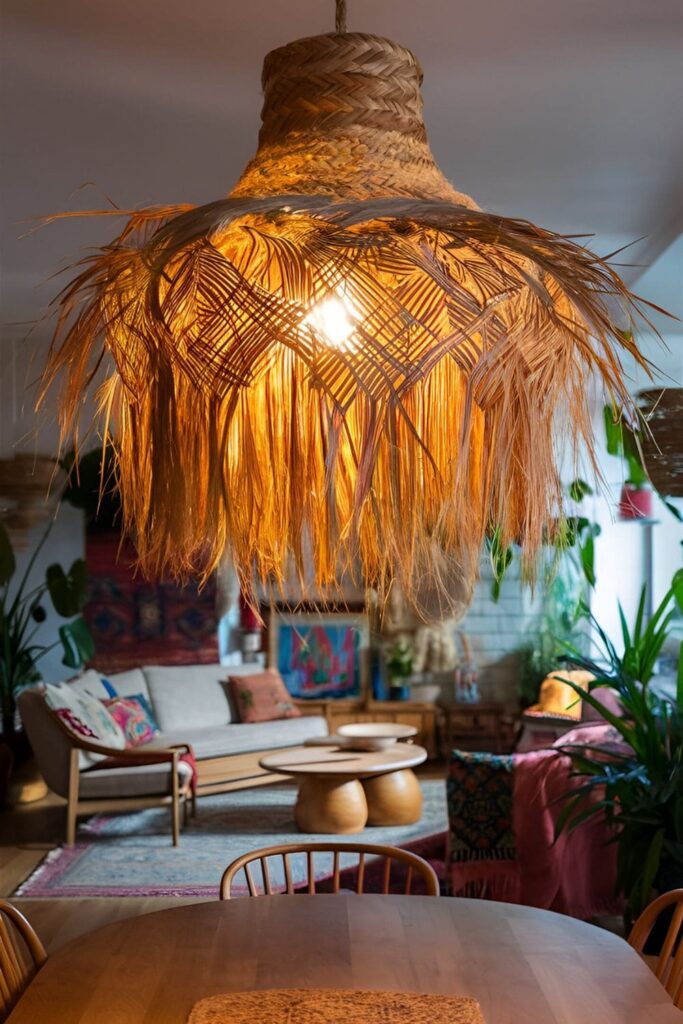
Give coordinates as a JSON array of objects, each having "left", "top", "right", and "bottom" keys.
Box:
[
  {"left": 44, "top": 681, "right": 126, "bottom": 751},
  {"left": 228, "top": 669, "right": 301, "bottom": 723},
  {"left": 54, "top": 708, "right": 99, "bottom": 739},
  {"left": 103, "top": 694, "right": 159, "bottom": 747}
]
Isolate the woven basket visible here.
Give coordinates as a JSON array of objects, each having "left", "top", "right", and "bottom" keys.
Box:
[
  {"left": 639, "top": 388, "right": 683, "bottom": 497},
  {"left": 0, "top": 454, "right": 60, "bottom": 539}
]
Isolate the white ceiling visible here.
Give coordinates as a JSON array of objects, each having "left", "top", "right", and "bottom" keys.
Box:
[{"left": 1, "top": 0, "right": 682, "bottom": 331}]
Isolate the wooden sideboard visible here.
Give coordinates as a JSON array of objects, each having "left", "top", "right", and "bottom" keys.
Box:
[{"left": 295, "top": 698, "right": 438, "bottom": 758}]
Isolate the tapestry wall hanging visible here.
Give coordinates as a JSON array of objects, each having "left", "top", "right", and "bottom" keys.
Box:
[{"left": 84, "top": 531, "right": 218, "bottom": 673}]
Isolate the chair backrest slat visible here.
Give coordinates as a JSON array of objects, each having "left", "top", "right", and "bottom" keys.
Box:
[
  {"left": 0, "top": 900, "right": 47, "bottom": 1021},
  {"left": 220, "top": 843, "right": 439, "bottom": 900},
  {"left": 657, "top": 902, "right": 683, "bottom": 981},
  {"left": 357, "top": 853, "right": 366, "bottom": 894},
  {"left": 261, "top": 857, "right": 272, "bottom": 896},
  {"left": 629, "top": 889, "right": 683, "bottom": 1009},
  {"left": 283, "top": 853, "right": 294, "bottom": 894}
]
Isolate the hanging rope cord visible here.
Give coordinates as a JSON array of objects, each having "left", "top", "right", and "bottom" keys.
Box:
[{"left": 335, "top": 0, "right": 347, "bottom": 33}]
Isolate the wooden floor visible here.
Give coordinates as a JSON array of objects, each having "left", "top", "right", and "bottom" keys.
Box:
[
  {"left": 1, "top": 757, "right": 454, "bottom": 952},
  {"left": 1, "top": 757, "right": 625, "bottom": 954},
  {"left": 0, "top": 778, "right": 211, "bottom": 951}
]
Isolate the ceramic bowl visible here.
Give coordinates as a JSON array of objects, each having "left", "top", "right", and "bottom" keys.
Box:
[
  {"left": 409, "top": 684, "right": 441, "bottom": 704},
  {"left": 337, "top": 722, "right": 418, "bottom": 751}
]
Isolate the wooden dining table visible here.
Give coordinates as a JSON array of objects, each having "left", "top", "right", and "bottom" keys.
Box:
[{"left": 8, "top": 894, "right": 682, "bottom": 1023}]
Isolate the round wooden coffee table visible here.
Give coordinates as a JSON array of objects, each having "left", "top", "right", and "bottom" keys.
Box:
[{"left": 260, "top": 744, "right": 428, "bottom": 834}]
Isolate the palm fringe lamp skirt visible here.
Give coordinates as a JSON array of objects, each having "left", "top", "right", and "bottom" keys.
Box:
[{"left": 42, "top": 26, "right": 653, "bottom": 615}]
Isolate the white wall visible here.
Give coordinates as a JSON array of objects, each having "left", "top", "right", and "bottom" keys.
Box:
[{"left": 590, "top": 231, "right": 683, "bottom": 653}]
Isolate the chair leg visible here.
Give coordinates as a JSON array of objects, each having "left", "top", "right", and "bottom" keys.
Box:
[
  {"left": 66, "top": 748, "right": 80, "bottom": 847},
  {"left": 183, "top": 793, "right": 189, "bottom": 826},
  {"left": 171, "top": 754, "right": 180, "bottom": 846}
]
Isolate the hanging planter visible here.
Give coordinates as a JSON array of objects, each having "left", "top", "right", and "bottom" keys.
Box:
[
  {"left": 639, "top": 388, "right": 683, "bottom": 498},
  {"left": 41, "top": 0, "right": 656, "bottom": 613}
]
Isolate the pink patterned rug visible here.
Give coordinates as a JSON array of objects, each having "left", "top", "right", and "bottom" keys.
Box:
[{"left": 15, "top": 781, "right": 447, "bottom": 898}]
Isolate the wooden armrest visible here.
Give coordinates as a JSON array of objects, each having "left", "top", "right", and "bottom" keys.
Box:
[
  {"left": 49, "top": 706, "right": 181, "bottom": 762},
  {"left": 82, "top": 746, "right": 181, "bottom": 765}
]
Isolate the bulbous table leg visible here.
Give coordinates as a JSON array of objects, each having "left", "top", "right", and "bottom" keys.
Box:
[
  {"left": 362, "top": 768, "right": 423, "bottom": 825},
  {"left": 295, "top": 775, "right": 368, "bottom": 834}
]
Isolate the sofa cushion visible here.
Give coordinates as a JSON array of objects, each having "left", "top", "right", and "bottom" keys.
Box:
[
  {"left": 105, "top": 668, "right": 151, "bottom": 701},
  {"left": 67, "top": 669, "right": 113, "bottom": 701},
  {"left": 150, "top": 715, "right": 328, "bottom": 759},
  {"left": 228, "top": 669, "right": 301, "bottom": 723},
  {"left": 79, "top": 758, "right": 193, "bottom": 799},
  {"left": 143, "top": 664, "right": 234, "bottom": 731},
  {"left": 44, "top": 681, "right": 126, "bottom": 756},
  {"left": 104, "top": 695, "right": 159, "bottom": 747}
]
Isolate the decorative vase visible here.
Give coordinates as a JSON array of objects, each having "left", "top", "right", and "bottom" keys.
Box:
[
  {"left": 618, "top": 484, "right": 653, "bottom": 521},
  {"left": 371, "top": 652, "right": 388, "bottom": 701},
  {"left": 389, "top": 683, "right": 411, "bottom": 701}
]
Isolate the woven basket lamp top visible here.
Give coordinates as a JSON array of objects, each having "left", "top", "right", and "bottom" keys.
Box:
[{"left": 232, "top": 33, "right": 476, "bottom": 205}]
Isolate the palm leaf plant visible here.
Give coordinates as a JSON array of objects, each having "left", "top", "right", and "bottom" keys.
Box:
[
  {"left": 555, "top": 570, "right": 683, "bottom": 922},
  {"left": 0, "top": 519, "right": 94, "bottom": 739}
]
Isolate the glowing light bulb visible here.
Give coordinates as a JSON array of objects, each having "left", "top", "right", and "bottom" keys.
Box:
[{"left": 304, "top": 293, "right": 358, "bottom": 352}]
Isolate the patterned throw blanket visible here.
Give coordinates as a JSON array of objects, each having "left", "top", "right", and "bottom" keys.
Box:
[
  {"left": 446, "top": 741, "right": 621, "bottom": 917},
  {"left": 447, "top": 750, "right": 518, "bottom": 899}
]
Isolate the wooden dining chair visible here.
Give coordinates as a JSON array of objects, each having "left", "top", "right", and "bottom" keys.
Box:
[
  {"left": 220, "top": 842, "right": 440, "bottom": 899},
  {"left": 628, "top": 889, "right": 683, "bottom": 1008},
  {"left": 0, "top": 901, "right": 47, "bottom": 1021}
]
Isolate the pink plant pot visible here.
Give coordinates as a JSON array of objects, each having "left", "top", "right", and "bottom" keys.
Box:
[{"left": 618, "top": 484, "right": 653, "bottom": 521}]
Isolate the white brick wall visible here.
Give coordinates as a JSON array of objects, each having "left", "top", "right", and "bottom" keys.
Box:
[{"left": 436, "top": 555, "right": 543, "bottom": 708}]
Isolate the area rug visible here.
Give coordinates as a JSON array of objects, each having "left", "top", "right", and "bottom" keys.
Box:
[{"left": 14, "top": 780, "right": 447, "bottom": 898}]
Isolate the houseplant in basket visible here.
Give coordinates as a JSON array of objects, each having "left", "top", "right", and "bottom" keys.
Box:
[
  {"left": 0, "top": 519, "right": 94, "bottom": 802},
  {"left": 555, "top": 570, "right": 683, "bottom": 925}
]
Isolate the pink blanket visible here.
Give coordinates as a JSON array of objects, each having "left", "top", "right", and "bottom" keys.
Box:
[
  {"left": 448, "top": 729, "right": 622, "bottom": 919},
  {"left": 513, "top": 747, "right": 619, "bottom": 917}
]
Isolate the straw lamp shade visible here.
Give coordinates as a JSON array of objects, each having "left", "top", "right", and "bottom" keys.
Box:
[{"left": 43, "top": 1, "right": 652, "bottom": 614}]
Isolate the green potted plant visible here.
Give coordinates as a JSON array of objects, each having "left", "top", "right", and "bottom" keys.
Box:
[
  {"left": 555, "top": 570, "right": 683, "bottom": 925},
  {"left": 603, "top": 405, "right": 653, "bottom": 521},
  {"left": 0, "top": 519, "right": 94, "bottom": 800},
  {"left": 487, "top": 478, "right": 601, "bottom": 602},
  {"left": 385, "top": 639, "right": 414, "bottom": 701}
]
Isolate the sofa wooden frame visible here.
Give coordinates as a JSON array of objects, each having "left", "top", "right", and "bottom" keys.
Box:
[{"left": 49, "top": 712, "right": 195, "bottom": 847}]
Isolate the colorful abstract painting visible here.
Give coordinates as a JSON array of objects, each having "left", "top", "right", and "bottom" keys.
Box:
[{"left": 270, "top": 613, "right": 368, "bottom": 699}]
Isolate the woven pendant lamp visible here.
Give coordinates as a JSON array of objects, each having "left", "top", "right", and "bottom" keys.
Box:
[{"left": 44, "top": 0, "right": 651, "bottom": 614}]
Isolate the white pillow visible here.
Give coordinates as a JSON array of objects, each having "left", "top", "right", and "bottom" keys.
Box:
[{"left": 44, "top": 681, "right": 126, "bottom": 751}]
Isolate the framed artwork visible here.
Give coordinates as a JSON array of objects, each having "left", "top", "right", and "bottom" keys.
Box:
[{"left": 268, "top": 612, "right": 369, "bottom": 700}]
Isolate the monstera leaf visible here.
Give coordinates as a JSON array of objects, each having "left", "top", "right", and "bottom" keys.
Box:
[
  {"left": 46, "top": 560, "right": 88, "bottom": 618},
  {"left": 59, "top": 617, "right": 95, "bottom": 669}
]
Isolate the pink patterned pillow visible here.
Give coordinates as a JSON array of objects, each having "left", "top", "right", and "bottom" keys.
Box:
[
  {"left": 103, "top": 694, "right": 159, "bottom": 747},
  {"left": 54, "top": 708, "right": 99, "bottom": 739},
  {"left": 228, "top": 670, "right": 301, "bottom": 723}
]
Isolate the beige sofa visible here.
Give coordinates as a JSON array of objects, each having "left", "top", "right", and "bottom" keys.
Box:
[{"left": 19, "top": 663, "right": 328, "bottom": 845}]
